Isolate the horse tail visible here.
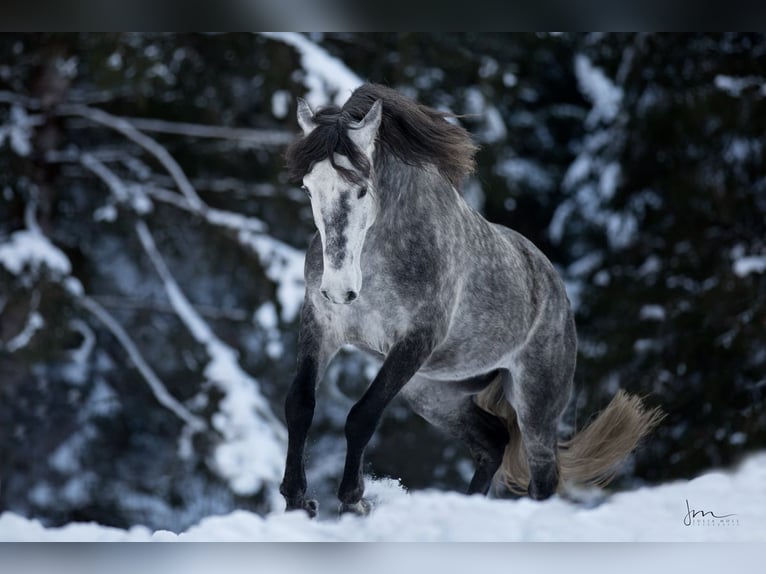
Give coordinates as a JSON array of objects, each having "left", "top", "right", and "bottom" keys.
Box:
[{"left": 475, "top": 383, "right": 664, "bottom": 495}]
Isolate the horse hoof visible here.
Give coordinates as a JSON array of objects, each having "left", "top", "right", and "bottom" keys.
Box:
[
  {"left": 528, "top": 478, "right": 557, "bottom": 501},
  {"left": 339, "top": 498, "right": 373, "bottom": 517},
  {"left": 304, "top": 498, "right": 319, "bottom": 517},
  {"left": 286, "top": 498, "right": 319, "bottom": 518}
]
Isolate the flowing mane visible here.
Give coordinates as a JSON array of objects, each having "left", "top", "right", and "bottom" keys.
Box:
[{"left": 285, "top": 83, "right": 478, "bottom": 189}]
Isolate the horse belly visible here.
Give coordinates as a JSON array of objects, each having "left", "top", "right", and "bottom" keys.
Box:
[
  {"left": 419, "top": 334, "right": 511, "bottom": 380},
  {"left": 419, "top": 301, "right": 527, "bottom": 380}
]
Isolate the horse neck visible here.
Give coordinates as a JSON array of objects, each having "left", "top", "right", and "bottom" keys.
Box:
[{"left": 373, "top": 157, "right": 467, "bottom": 230}]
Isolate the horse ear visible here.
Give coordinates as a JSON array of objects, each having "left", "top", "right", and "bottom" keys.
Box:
[
  {"left": 297, "top": 98, "right": 316, "bottom": 136},
  {"left": 348, "top": 99, "right": 382, "bottom": 154}
]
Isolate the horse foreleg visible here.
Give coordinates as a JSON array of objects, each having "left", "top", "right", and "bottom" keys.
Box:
[
  {"left": 337, "top": 328, "right": 435, "bottom": 515},
  {"left": 280, "top": 306, "right": 334, "bottom": 517}
]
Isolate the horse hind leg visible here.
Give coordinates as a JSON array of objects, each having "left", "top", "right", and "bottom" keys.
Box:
[
  {"left": 505, "top": 338, "right": 574, "bottom": 500},
  {"left": 401, "top": 374, "right": 509, "bottom": 496}
]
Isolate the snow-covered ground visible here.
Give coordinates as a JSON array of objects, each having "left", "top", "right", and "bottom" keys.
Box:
[{"left": 1, "top": 452, "right": 764, "bottom": 542}]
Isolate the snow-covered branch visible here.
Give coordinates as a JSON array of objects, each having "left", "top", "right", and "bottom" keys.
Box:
[
  {"left": 58, "top": 103, "right": 205, "bottom": 212},
  {"left": 0, "top": 204, "right": 204, "bottom": 432},
  {"left": 0, "top": 90, "right": 40, "bottom": 109},
  {"left": 134, "top": 220, "right": 286, "bottom": 496},
  {"left": 77, "top": 295, "right": 206, "bottom": 433},
  {"left": 142, "top": 185, "right": 266, "bottom": 233},
  {"left": 80, "top": 152, "right": 130, "bottom": 202},
  {"left": 261, "top": 32, "right": 362, "bottom": 107}
]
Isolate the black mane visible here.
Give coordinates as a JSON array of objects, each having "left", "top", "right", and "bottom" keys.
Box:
[{"left": 285, "top": 83, "right": 478, "bottom": 189}]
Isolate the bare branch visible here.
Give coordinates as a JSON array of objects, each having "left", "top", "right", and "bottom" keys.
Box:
[
  {"left": 122, "top": 117, "right": 294, "bottom": 147},
  {"left": 91, "top": 294, "right": 250, "bottom": 322},
  {"left": 58, "top": 103, "right": 205, "bottom": 212},
  {"left": 53, "top": 148, "right": 269, "bottom": 238},
  {"left": 150, "top": 174, "right": 295, "bottom": 200},
  {"left": 0, "top": 90, "right": 40, "bottom": 109},
  {"left": 80, "top": 152, "right": 129, "bottom": 202},
  {"left": 78, "top": 295, "right": 206, "bottom": 432}
]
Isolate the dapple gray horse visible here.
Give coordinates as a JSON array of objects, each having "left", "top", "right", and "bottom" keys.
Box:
[{"left": 280, "top": 84, "right": 661, "bottom": 516}]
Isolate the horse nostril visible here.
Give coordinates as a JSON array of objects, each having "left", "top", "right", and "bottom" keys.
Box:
[
  {"left": 321, "top": 289, "right": 331, "bottom": 301},
  {"left": 345, "top": 290, "right": 358, "bottom": 303}
]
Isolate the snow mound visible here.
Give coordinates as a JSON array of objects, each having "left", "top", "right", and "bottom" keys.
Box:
[
  {"left": 1, "top": 453, "right": 765, "bottom": 541},
  {"left": 0, "top": 229, "right": 72, "bottom": 277}
]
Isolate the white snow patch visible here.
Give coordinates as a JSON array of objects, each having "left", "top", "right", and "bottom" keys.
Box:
[
  {"left": 495, "top": 155, "right": 552, "bottom": 192},
  {"left": 464, "top": 87, "right": 507, "bottom": 144},
  {"left": 254, "top": 301, "right": 284, "bottom": 359},
  {"left": 271, "top": 90, "right": 291, "bottom": 119},
  {"left": 733, "top": 255, "right": 766, "bottom": 277},
  {"left": 254, "top": 301, "right": 279, "bottom": 330},
  {"left": 93, "top": 204, "right": 118, "bottom": 222},
  {"left": 262, "top": 32, "right": 362, "bottom": 108},
  {"left": 575, "top": 54, "right": 623, "bottom": 127},
  {"left": 599, "top": 162, "right": 621, "bottom": 201},
  {"left": 640, "top": 304, "right": 666, "bottom": 321},
  {"left": 606, "top": 212, "right": 638, "bottom": 250},
  {"left": 563, "top": 154, "right": 592, "bottom": 189},
  {"left": 2, "top": 452, "right": 766, "bottom": 541},
  {"left": 714, "top": 75, "right": 766, "bottom": 98},
  {"left": 107, "top": 51, "right": 123, "bottom": 70},
  {"left": 0, "top": 229, "right": 72, "bottom": 277},
  {"left": 567, "top": 253, "right": 602, "bottom": 277},
  {"left": 638, "top": 255, "right": 662, "bottom": 276},
  {"left": 0, "top": 105, "right": 35, "bottom": 156},
  {"left": 724, "top": 137, "right": 761, "bottom": 165},
  {"left": 503, "top": 71, "right": 518, "bottom": 87},
  {"left": 205, "top": 341, "right": 286, "bottom": 497},
  {"left": 4, "top": 310, "right": 44, "bottom": 352},
  {"left": 241, "top": 234, "right": 305, "bottom": 322},
  {"left": 730, "top": 432, "right": 747, "bottom": 446}
]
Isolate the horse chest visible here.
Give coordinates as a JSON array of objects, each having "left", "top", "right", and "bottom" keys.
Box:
[{"left": 313, "top": 291, "right": 411, "bottom": 356}]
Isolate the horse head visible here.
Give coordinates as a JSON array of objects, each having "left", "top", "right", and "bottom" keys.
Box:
[{"left": 297, "top": 98, "right": 382, "bottom": 305}]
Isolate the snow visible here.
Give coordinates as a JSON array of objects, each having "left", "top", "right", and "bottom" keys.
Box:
[
  {"left": 495, "top": 155, "right": 553, "bottom": 192},
  {"left": 135, "top": 222, "right": 286, "bottom": 499},
  {"left": 261, "top": 32, "right": 362, "bottom": 108},
  {"left": 733, "top": 254, "right": 766, "bottom": 277},
  {"left": 640, "top": 304, "right": 666, "bottom": 321},
  {"left": 271, "top": 89, "right": 291, "bottom": 119},
  {"left": 254, "top": 301, "right": 284, "bottom": 359},
  {"left": 4, "top": 310, "right": 44, "bottom": 352},
  {"left": 567, "top": 253, "right": 603, "bottom": 277},
  {"left": 598, "top": 162, "right": 621, "bottom": 201},
  {"left": 241, "top": 233, "right": 306, "bottom": 322},
  {"left": 204, "top": 339, "right": 286, "bottom": 496},
  {"left": 107, "top": 51, "right": 123, "bottom": 70},
  {"left": 464, "top": 87, "right": 507, "bottom": 144},
  {"left": 0, "top": 105, "right": 35, "bottom": 156},
  {"left": 0, "top": 229, "right": 72, "bottom": 277},
  {"left": 1, "top": 452, "right": 765, "bottom": 541},
  {"left": 714, "top": 74, "right": 766, "bottom": 97},
  {"left": 574, "top": 54, "right": 623, "bottom": 128},
  {"left": 503, "top": 71, "right": 518, "bottom": 87}
]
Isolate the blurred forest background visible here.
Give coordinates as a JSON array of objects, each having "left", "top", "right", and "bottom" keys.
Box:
[{"left": 0, "top": 33, "right": 764, "bottom": 530}]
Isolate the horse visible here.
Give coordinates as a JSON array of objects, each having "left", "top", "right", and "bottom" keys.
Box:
[{"left": 280, "top": 83, "right": 662, "bottom": 516}]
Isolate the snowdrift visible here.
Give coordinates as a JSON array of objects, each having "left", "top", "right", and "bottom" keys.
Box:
[{"left": 1, "top": 453, "right": 764, "bottom": 542}]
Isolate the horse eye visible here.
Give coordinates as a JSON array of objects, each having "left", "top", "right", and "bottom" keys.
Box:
[
  {"left": 358, "top": 186, "right": 368, "bottom": 199},
  {"left": 301, "top": 185, "right": 311, "bottom": 198}
]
